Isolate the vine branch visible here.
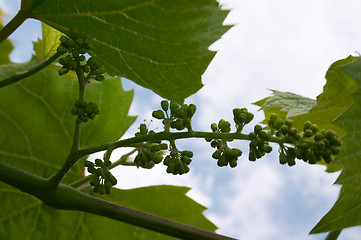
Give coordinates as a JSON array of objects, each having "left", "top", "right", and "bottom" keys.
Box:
[
  {"left": 0, "top": 160, "right": 236, "bottom": 240},
  {"left": 0, "top": 53, "right": 61, "bottom": 88},
  {"left": 0, "top": 9, "right": 28, "bottom": 44},
  {"left": 78, "top": 130, "right": 284, "bottom": 158},
  {"left": 325, "top": 230, "right": 342, "bottom": 240}
]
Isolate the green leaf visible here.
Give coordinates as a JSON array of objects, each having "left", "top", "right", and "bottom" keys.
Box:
[
  {"left": 255, "top": 56, "right": 361, "bottom": 233},
  {"left": 33, "top": 23, "right": 63, "bottom": 59},
  {"left": 310, "top": 56, "right": 361, "bottom": 233},
  {"left": 0, "top": 57, "right": 135, "bottom": 182},
  {"left": 0, "top": 184, "right": 216, "bottom": 240},
  {"left": 257, "top": 90, "right": 316, "bottom": 118},
  {"left": 28, "top": 0, "right": 231, "bottom": 102}
]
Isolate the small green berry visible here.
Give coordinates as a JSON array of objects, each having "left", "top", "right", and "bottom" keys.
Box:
[
  {"left": 161, "top": 100, "right": 169, "bottom": 111},
  {"left": 152, "top": 110, "right": 165, "bottom": 119}
]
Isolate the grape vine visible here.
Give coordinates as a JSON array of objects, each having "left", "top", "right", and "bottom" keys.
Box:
[{"left": 52, "top": 33, "right": 342, "bottom": 195}]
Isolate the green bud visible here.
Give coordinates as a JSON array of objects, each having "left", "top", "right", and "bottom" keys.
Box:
[
  {"left": 248, "top": 150, "right": 257, "bottom": 161},
  {"left": 274, "top": 119, "right": 285, "bottom": 130},
  {"left": 329, "top": 136, "right": 341, "bottom": 146},
  {"left": 212, "top": 149, "right": 222, "bottom": 159},
  {"left": 224, "top": 148, "right": 234, "bottom": 159},
  {"left": 187, "top": 104, "right": 196, "bottom": 117},
  {"left": 303, "top": 129, "right": 314, "bottom": 138},
  {"left": 90, "top": 177, "right": 100, "bottom": 187},
  {"left": 161, "top": 100, "right": 169, "bottom": 111},
  {"left": 74, "top": 100, "right": 87, "bottom": 108},
  {"left": 303, "top": 121, "right": 313, "bottom": 131},
  {"left": 153, "top": 152, "right": 164, "bottom": 164},
  {"left": 229, "top": 160, "right": 237, "bottom": 168},
  {"left": 95, "top": 159, "right": 103, "bottom": 167},
  {"left": 82, "top": 116, "right": 89, "bottom": 122},
  {"left": 95, "top": 75, "right": 105, "bottom": 81},
  {"left": 57, "top": 45, "right": 69, "bottom": 54},
  {"left": 258, "top": 131, "right": 270, "bottom": 141},
  {"left": 211, "top": 123, "right": 218, "bottom": 132},
  {"left": 264, "top": 145, "right": 272, "bottom": 153},
  {"left": 170, "top": 102, "right": 180, "bottom": 114},
  {"left": 279, "top": 152, "right": 287, "bottom": 165},
  {"left": 285, "top": 119, "right": 293, "bottom": 128},
  {"left": 233, "top": 148, "right": 243, "bottom": 157},
  {"left": 84, "top": 160, "right": 94, "bottom": 168},
  {"left": 218, "top": 119, "right": 231, "bottom": 132},
  {"left": 139, "top": 124, "right": 148, "bottom": 134},
  {"left": 280, "top": 125, "right": 289, "bottom": 135},
  {"left": 331, "top": 146, "right": 341, "bottom": 155},
  {"left": 245, "top": 112, "right": 254, "bottom": 124},
  {"left": 182, "top": 150, "right": 193, "bottom": 158},
  {"left": 311, "top": 124, "right": 319, "bottom": 134},
  {"left": 254, "top": 125, "right": 262, "bottom": 134},
  {"left": 248, "top": 132, "right": 257, "bottom": 140},
  {"left": 181, "top": 156, "right": 192, "bottom": 165},
  {"left": 58, "top": 67, "right": 70, "bottom": 76},
  {"left": 152, "top": 110, "right": 165, "bottom": 119},
  {"left": 268, "top": 113, "right": 278, "bottom": 127},
  {"left": 159, "top": 143, "right": 168, "bottom": 150},
  {"left": 217, "top": 156, "right": 228, "bottom": 167}
]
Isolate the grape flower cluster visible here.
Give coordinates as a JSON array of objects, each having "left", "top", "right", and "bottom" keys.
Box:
[
  {"left": 71, "top": 99, "right": 99, "bottom": 123},
  {"left": 84, "top": 158, "right": 117, "bottom": 195},
  {"left": 133, "top": 123, "right": 168, "bottom": 169},
  {"left": 152, "top": 100, "right": 196, "bottom": 132},
  {"left": 56, "top": 33, "right": 106, "bottom": 82}
]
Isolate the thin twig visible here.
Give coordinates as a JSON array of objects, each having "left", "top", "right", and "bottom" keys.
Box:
[{"left": 0, "top": 53, "right": 61, "bottom": 88}]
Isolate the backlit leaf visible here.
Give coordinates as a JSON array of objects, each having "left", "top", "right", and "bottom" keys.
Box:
[{"left": 27, "top": 0, "right": 231, "bottom": 102}]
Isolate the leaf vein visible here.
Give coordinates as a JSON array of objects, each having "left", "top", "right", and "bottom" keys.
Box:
[{"left": 17, "top": 83, "right": 72, "bottom": 144}]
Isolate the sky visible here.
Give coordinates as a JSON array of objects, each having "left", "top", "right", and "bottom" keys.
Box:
[{"left": 1, "top": 0, "right": 361, "bottom": 239}]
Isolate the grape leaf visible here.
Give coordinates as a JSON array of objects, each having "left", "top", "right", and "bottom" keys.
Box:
[
  {"left": 255, "top": 56, "right": 361, "bottom": 233},
  {"left": 0, "top": 184, "right": 216, "bottom": 240},
  {"left": 0, "top": 57, "right": 135, "bottom": 181},
  {"left": 310, "top": 56, "right": 361, "bottom": 233},
  {"left": 257, "top": 90, "right": 316, "bottom": 118},
  {"left": 26, "top": 0, "right": 231, "bottom": 102},
  {"left": 33, "top": 23, "right": 63, "bottom": 59}
]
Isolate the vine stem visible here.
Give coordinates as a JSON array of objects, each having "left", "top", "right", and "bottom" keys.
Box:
[
  {"left": 0, "top": 53, "right": 61, "bottom": 88},
  {"left": 78, "top": 130, "right": 286, "bottom": 158},
  {"left": 0, "top": 160, "right": 236, "bottom": 240},
  {"left": 70, "top": 149, "right": 137, "bottom": 189},
  {"left": 0, "top": 10, "right": 28, "bottom": 44},
  {"left": 48, "top": 63, "right": 86, "bottom": 187},
  {"left": 325, "top": 230, "right": 342, "bottom": 240}
]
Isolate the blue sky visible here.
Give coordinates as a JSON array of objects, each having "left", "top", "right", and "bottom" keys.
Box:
[{"left": 1, "top": 0, "right": 361, "bottom": 239}]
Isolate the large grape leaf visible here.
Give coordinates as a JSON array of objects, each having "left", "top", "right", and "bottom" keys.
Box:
[
  {"left": 0, "top": 56, "right": 135, "bottom": 181},
  {"left": 255, "top": 56, "right": 361, "bottom": 233},
  {"left": 0, "top": 184, "right": 216, "bottom": 240},
  {"left": 310, "top": 56, "right": 361, "bottom": 233},
  {"left": 25, "top": 0, "right": 231, "bottom": 102}
]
